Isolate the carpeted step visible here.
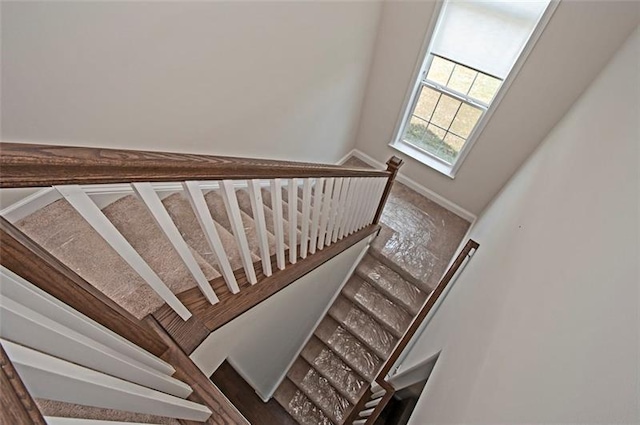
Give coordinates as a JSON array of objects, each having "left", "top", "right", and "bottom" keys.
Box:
[
  {"left": 355, "top": 254, "right": 427, "bottom": 316},
  {"left": 15, "top": 199, "right": 164, "bottom": 319},
  {"left": 314, "top": 317, "right": 381, "bottom": 382},
  {"left": 162, "top": 192, "right": 251, "bottom": 273},
  {"left": 102, "top": 195, "right": 220, "bottom": 297},
  {"left": 35, "top": 399, "right": 182, "bottom": 424},
  {"left": 204, "top": 190, "right": 277, "bottom": 261},
  {"left": 328, "top": 297, "right": 397, "bottom": 360},
  {"left": 287, "top": 358, "right": 351, "bottom": 424},
  {"left": 369, "top": 224, "right": 434, "bottom": 293},
  {"left": 300, "top": 337, "right": 366, "bottom": 405},
  {"left": 342, "top": 275, "right": 412, "bottom": 338},
  {"left": 273, "top": 379, "right": 335, "bottom": 425}
]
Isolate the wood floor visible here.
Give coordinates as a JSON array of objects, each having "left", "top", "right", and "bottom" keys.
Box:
[{"left": 211, "top": 361, "right": 298, "bottom": 425}]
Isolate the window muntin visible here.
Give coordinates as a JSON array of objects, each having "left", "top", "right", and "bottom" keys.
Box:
[{"left": 400, "top": 55, "right": 502, "bottom": 165}]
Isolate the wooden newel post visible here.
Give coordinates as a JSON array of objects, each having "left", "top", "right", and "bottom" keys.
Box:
[{"left": 373, "top": 156, "right": 403, "bottom": 224}]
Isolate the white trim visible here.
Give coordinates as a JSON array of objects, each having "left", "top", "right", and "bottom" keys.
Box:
[
  {"left": 346, "top": 149, "right": 476, "bottom": 223},
  {"left": 0, "top": 187, "right": 61, "bottom": 223},
  {"left": 2, "top": 339, "right": 212, "bottom": 421},
  {"left": 260, "top": 235, "right": 375, "bottom": 401},
  {"left": 336, "top": 149, "right": 359, "bottom": 167}
]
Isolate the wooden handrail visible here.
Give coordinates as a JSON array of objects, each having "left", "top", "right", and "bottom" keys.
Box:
[
  {"left": 0, "top": 143, "right": 389, "bottom": 188},
  {"left": 0, "top": 343, "right": 47, "bottom": 425}
]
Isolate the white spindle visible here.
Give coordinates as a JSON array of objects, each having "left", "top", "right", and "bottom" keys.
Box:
[
  {"left": 183, "top": 181, "right": 240, "bottom": 294},
  {"left": 359, "top": 408, "right": 375, "bottom": 417},
  {"left": 0, "top": 267, "right": 174, "bottom": 375},
  {"left": 220, "top": 180, "right": 257, "bottom": 284},
  {"left": 45, "top": 418, "right": 162, "bottom": 425},
  {"left": 343, "top": 178, "right": 363, "bottom": 237},
  {"left": 132, "top": 183, "right": 218, "bottom": 305},
  {"left": 247, "top": 180, "right": 272, "bottom": 277},
  {"left": 270, "top": 179, "right": 286, "bottom": 270},
  {"left": 308, "top": 178, "right": 324, "bottom": 254},
  {"left": 333, "top": 178, "right": 351, "bottom": 242},
  {"left": 0, "top": 295, "right": 192, "bottom": 398},
  {"left": 368, "top": 178, "right": 387, "bottom": 224},
  {"left": 288, "top": 179, "right": 298, "bottom": 264},
  {"left": 325, "top": 177, "right": 343, "bottom": 246},
  {"left": 338, "top": 177, "right": 357, "bottom": 239},
  {"left": 317, "top": 177, "right": 334, "bottom": 250},
  {"left": 55, "top": 185, "right": 191, "bottom": 321},
  {"left": 299, "top": 179, "right": 312, "bottom": 259},
  {"left": 352, "top": 178, "right": 370, "bottom": 233},
  {"left": 355, "top": 178, "right": 375, "bottom": 231},
  {"left": 2, "top": 339, "right": 212, "bottom": 421}
]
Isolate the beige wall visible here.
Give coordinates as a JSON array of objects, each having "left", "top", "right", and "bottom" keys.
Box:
[
  {"left": 1, "top": 1, "right": 382, "bottom": 163},
  {"left": 400, "top": 26, "right": 640, "bottom": 424},
  {"left": 354, "top": 0, "right": 640, "bottom": 215}
]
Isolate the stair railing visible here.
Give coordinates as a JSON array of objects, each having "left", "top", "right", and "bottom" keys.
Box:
[
  {"left": 0, "top": 142, "right": 401, "bottom": 328},
  {"left": 345, "top": 239, "right": 479, "bottom": 425}
]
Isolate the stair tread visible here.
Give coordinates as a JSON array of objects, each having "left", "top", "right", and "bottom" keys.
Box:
[
  {"left": 355, "top": 254, "right": 427, "bottom": 316},
  {"left": 274, "top": 379, "right": 335, "bottom": 425},
  {"left": 102, "top": 195, "right": 220, "bottom": 295},
  {"left": 35, "top": 399, "right": 181, "bottom": 424},
  {"left": 301, "top": 337, "right": 367, "bottom": 405},
  {"left": 287, "top": 358, "right": 352, "bottom": 424},
  {"left": 162, "top": 192, "right": 248, "bottom": 272},
  {"left": 329, "top": 297, "right": 397, "bottom": 360},
  {"left": 315, "top": 318, "right": 381, "bottom": 382},
  {"left": 15, "top": 199, "right": 164, "bottom": 319},
  {"left": 342, "top": 275, "right": 412, "bottom": 338},
  {"left": 204, "top": 190, "right": 275, "bottom": 261}
]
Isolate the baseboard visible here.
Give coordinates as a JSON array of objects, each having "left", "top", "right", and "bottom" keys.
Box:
[
  {"left": 336, "top": 149, "right": 358, "bottom": 166},
  {"left": 341, "top": 149, "right": 476, "bottom": 223}
]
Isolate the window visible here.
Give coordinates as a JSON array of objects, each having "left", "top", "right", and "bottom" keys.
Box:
[{"left": 391, "top": 0, "right": 555, "bottom": 177}]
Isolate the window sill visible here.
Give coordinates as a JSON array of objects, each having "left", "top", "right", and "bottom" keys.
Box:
[{"left": 389, "top": 141, "right": 456, "bottom": 179}]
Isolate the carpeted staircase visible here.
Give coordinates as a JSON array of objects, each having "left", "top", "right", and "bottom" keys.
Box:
[{"left": 272, "top": 158, "right": 470, "bottom": 425}]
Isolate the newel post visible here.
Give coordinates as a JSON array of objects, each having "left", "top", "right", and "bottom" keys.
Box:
[{"left": 373, "top": 156, "right": 403, "bottom": 224}]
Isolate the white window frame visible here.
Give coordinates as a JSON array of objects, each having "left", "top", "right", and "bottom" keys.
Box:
[{"left": 389, "top": 0, "right": 560, "bottom": 179}]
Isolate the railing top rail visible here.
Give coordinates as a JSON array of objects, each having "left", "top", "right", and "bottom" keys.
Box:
[{"left": 0, "top": 143, "right": 390, "bottom": 188}]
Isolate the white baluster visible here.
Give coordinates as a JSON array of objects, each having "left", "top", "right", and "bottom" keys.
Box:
[
  {"left": 317, "top": 177, "right": 334, "bottom": 250},
  {"left": 247, "top": 180, "right": 272, "bottom": 277},
  {"left": 132, "top": 183, "right": 218, "bottom": 305},
  {"left": 308, "top": 178, "right": 324, "bottom": 254},
  {"left": 368, "top": 178, "right": 387, "bottom": 224},
  {"left": 288, "top": 179, "right": 298, "bottom": 264},
  {"left": 220, "top": 180, "right": 257, "bottom": 284},
  {"left": 333, "top": 178, "right": 351, "bottom": 242},
  {"left": 270, "top": 179, "right": 286, "bottom": 270},
  {"left": 344, "top": 178, "right": 364, "bottom": 236},
  {"left": 55, "top": 185, "right": 191, "bottom": 321},
  {"left": 325, "top": 177, "right": 343, "bottom": 246},
  {"left": 354, "top": 178, "right": 375, "bottom": 231},
  {"left": 183, "top": 181, "right": 240, "bottom": 294},
  {"left": 338, "top": 177, "right": 357, "bottom": 239},
  {"left": 299, "top": 179, "right": 312, "bottom": 259}
]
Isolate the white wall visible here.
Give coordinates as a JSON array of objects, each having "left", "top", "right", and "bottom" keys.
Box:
[
  {"left": 191, "top": 237, "right": 370, "bottom": 399},
  {"left": 354, "top": 1, "right": 640, "bottom": 215},
  {"left": 397, "top": 26, "right": 640, "bottom": 424},
  {"left": 1, "top": 1, "right": 382, "bottom": 163}
]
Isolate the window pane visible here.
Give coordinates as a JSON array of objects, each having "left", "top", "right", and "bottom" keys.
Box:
[
  {"left": 448, "top": 64, "right": 477, "bottom": 95},
  {"left": 425, "top": 56, "right": 454, "bottom": 86},
  {"left": 430, "top": 94, "right": 461, "bottom": 129},
  {"left": 402, "top": 116, "right": 428, "bottom": 146},
  {"left": 468, "top": 73, "right": 502, "bottom": 104},
  {"left": 444, "top": 133, "right": 465, "bottom": 158},
  {"left": 449, "top": 103, "right": 482, "bottom": 139},
  {"left": 414, "top": 86, "right": 440, "bottom": 121},
  {"left": 419, "top": 124, "right": 448, "bottom": 158}
]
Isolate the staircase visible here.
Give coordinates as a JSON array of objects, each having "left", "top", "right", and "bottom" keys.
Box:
[
  {"left": 273, "top": 165, "right": 470, "bottom": 425},
  {"left": 0, "top": 144, "right": 475, "bottom": 425}
]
